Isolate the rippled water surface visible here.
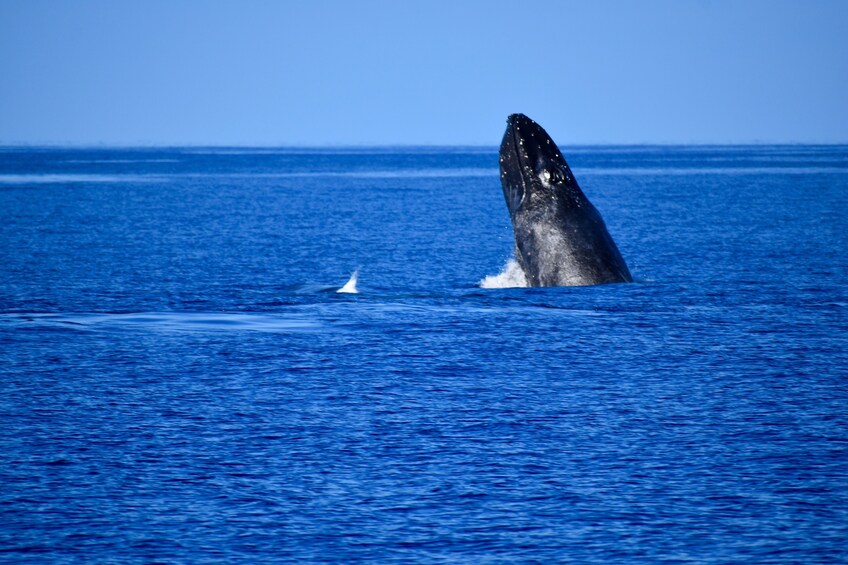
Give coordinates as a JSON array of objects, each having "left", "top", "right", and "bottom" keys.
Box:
[{"left": 1, "top": 146, "right": 847, "bottom": 563}]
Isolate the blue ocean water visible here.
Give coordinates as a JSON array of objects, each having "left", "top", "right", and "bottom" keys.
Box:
[{"left": 1, "top": 145, "right": 847, "bottom": 563}]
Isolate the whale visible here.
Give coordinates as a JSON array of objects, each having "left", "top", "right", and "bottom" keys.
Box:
[{"left": 499, "top": 113, "right": 632, "bottom": 287}]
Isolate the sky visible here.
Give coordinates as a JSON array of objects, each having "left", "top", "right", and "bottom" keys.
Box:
[{"left": 1, "top": 0, "right": 846, "bottom": 146}]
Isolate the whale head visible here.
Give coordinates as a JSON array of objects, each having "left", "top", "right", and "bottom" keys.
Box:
[{"left": 499, "top": 113, "right": 584, "bottom": 218}]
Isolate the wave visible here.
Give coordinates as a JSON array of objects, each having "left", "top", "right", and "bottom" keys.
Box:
[
  {"left": 5, "top": 165, "right": 844, "bottom": 186},
  {"left": 0, "top": 169, "right": 496, "bottom": 185},
  {"left": 61, "top": 159, "right": 180, "bottom": 164},
  {"left": 0, "top": 312, "right": 321, "bottom": 333},
  {"left": 578, "top": 166, "right": 848, "bottom": 176},
  {"left": 0, "top": 174, "right": 155, "bottom": 184}
]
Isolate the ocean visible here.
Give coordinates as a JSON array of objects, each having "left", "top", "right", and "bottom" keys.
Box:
[{"left": 1, "top": 145, "right": 846, "bottom": 563}]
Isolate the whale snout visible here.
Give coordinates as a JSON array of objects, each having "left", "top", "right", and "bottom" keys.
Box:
[
  {"left": 506, "top": 113, "right": 534, "bottom": 127},
  {"left": 502, "top": 113, "right": 566, "bottom": 179},
  {"left": 500, "top": 113, "right": 563, "bottom": 215}
]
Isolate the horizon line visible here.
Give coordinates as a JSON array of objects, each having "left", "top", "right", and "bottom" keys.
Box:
[{"left": 2, "top": 141, "right": 848, "bottom": 150}]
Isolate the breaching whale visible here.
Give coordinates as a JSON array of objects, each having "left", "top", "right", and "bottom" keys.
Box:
[{"left": 499, "top": 113, "right": 632, "bottom": 287}]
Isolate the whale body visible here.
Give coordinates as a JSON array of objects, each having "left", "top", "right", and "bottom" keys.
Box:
[{"left": 499, "top": 113, "right": 632, "bottom": 287}]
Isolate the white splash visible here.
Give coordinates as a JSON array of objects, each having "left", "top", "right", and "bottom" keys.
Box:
[
  {"left": 479, "top": 259, "right": 528, "bottom": 289},
  {"left": 337, "top": 270, "right": 359, "bottom": 294}
]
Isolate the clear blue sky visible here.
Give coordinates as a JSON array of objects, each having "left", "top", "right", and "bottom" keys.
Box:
[{"left": 1, "top": 0, "right": 846, "bottom": 145}]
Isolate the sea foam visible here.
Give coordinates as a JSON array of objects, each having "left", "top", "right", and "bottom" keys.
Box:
[{"left": 479, "top": 259, "right": 528, "bottom": 289}]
